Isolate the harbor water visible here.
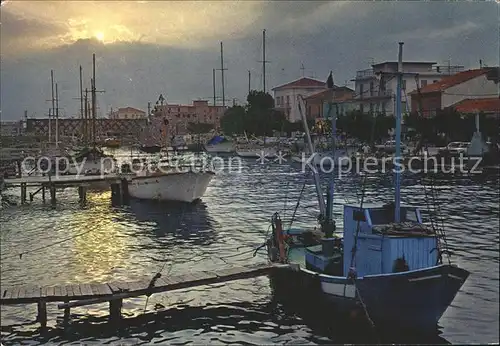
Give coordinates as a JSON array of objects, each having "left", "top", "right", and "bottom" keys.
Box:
[{"left": 1, "top": 156, "right": 498, "bottom": 344}]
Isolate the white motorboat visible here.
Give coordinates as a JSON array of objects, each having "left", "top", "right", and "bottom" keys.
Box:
[
  {"left": 125, "top": 155, "right": 215, "bottom": 203},
  {"left": 128, "top": 170, "right": 214, "bottom": 203}
]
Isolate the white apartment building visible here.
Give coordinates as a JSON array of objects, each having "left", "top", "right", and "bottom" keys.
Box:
[
  {"left": 351, "top": 62, "right": 465, "bottom": 115},
  {"left": 272, "top": 77, "right": 328, "bottom": 122}
]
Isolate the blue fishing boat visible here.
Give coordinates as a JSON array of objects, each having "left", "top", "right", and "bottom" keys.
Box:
[{"left": 266, "top": 43, "right": 469, "bottom": 330}]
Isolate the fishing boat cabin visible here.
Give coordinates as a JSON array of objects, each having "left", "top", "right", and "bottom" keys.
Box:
[{"left": 305, "top": 203, "right": 439, "bottom": 277}]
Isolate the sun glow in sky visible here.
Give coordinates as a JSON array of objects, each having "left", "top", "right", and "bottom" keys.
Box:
[
  {"left": 2, "top": 1, "right": 262, "bottom": 54},
  {"left": 95, "top": 31, "right": 105, "bottom": 42}
]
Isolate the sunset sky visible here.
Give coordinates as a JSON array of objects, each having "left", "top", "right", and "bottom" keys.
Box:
[{"left": 1, "top": 1, "right": 498, "bottom": 120}]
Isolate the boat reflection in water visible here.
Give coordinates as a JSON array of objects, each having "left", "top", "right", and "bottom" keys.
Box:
[{"left": 123, "top": 199, "right": 218, "bottom": 248}]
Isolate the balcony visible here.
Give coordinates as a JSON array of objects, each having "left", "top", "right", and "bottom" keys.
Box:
[
  {"left": 355, "top": 69, "right": 374, "bottom": 79},
  {"left": 358, "top": 88, "right": 393, "bottom": 99},
  {"left": 431, "top": 65, "right": 465, "bottom": 74}
]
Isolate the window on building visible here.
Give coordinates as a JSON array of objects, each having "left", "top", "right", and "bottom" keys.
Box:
[
  {"left": 360, "top": 84, "right": 364, "bottom": 99},
  {"left": 360, "top": 104, "right": 364, "bottom": 113},
  {"left": 276, "top": 97, "right": 280, "bottom": 106},
  {"left": 402, "top": 80, "right": 407, "bottom": 90},
  {"left": 286, "top": 95, "right": 290, "bottom": 105},
  {"left": 369, "top": 103, "right": 373, "bottom": 114},
  {"left": 382, "top": 101, "right": 387, "bottom": 114},
  {"left": 370, "top": 81, "right": 374, "bottom": 96},
  {"left": 433, "top": 80, "right": 438, "bottom": 83},
  {"left": 421, "top": 80, "right": 427, "bottom": 87}
]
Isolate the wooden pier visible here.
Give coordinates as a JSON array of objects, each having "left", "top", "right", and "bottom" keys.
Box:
[
  {"left": 2, "top": 174, "right": 130, "bottom": 207},
  {"left": 0, "top": 263, "right": 293, "bottom": 328}
]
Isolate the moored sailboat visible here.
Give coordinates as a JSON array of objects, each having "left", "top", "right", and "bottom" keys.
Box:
[{"left": 266, "top": 44, "right": 469, "bottom": 331}]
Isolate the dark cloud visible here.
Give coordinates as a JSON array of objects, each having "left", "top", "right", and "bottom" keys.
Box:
[
  {"left": 1, "top": 1, "right": 497, "bottom": 120},
  {"left": 0, "top": 10, "right": 66, "bottom": 55}
]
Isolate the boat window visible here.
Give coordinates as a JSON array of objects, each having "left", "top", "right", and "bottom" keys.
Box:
[
  {"left": 406, "top": 210, "right": 418, "bottom": 222},
  {"left": 353, "top": 210, "right": 366, "bottom": 222}
]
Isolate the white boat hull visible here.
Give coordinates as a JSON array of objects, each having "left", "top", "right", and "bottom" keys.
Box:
[
  {"left": 128, "top": 171, "right": 214, "bottom": 203},
  {"left": 204, "top": 142, "right": 235, "bottom": 153}
]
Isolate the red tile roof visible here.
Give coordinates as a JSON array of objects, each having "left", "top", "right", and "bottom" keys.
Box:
[
  {"left": 415, "top": 68, "right": 492, "bottom": 94},
  {"left": 272, "top": 77, "right": 326, "bottom": 91},
  {"left": 452, "top": 98, "right": 500, "bottom": 113}
]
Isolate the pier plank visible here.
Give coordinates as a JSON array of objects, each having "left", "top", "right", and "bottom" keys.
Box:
[
  {"left": 59, "top": 285, "right": 66, "bottom": 297},
  {"left": 156, "top": 276, "right": 178, "bottom": 286},
  {"left": 0, "top": 288, "right": 6, "bottom": 299},
  {"left": 89, "top": 284, "right": 101, "bottom": 296},
  {"left": 13, "top": 286, "right": 23, "bottom": 300},
  {"left": 40, "top": 286, "right": 47, "bottom": 298},
  {"left": 107, "top": 282, "right": 122, "bottom": 293},
  {"left": 65, "top": 285, "right": 75, "bottom": 297},
  {"left": 24, "top": 285, "right": 38, "bottom": 299},
  {"left": 3, "top": 288, "right": 14, "bottom": 300},
  {"left": 46, "top": 286, "right": 55, "bottom": 297},
  {"left": 54, "top": 286, "right": 61, "bottom": 297},
  {"left": 181, "top": 273, "right": 201, "bottom": 284},
  {"left": 115, "top": 282, "right": 131, "bottom": 292},
  {"left": 193, "top": 271, "right": 218, "bottom": 281},
  {"left": 80, "top": 284, "right": 93, "bottom": 296},
  {"left": 71, "top": 285, "right": 83, "bottom": 297},
  {"left": 17, "top": 287, "right": 26, "bottom": 299},
  {"left": 95, "top": 283, "right": 112, "bottom": 296}
]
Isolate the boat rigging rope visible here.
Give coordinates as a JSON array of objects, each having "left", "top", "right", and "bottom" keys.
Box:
[
  {"left": 288, "top": 179, "right": 307, "bottom": 230},
  {"left": 0, "top": 227, "right": 95, "bottom": 261},
  {"left": 346, "top": 85, "right": 382, "bottom": 339}
]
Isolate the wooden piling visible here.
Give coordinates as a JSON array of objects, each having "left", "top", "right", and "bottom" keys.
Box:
[
  {"left": 121, "top": 178, "right": 130, "bottom": 205},
  {"left": 50, "top": 184, "right": 56, "bottom": 207},
  {"left": 109, "top": 298, "right": 122, "bottom": 322},
  {"left": 20, "top": 183, "right": 27, "bottom": 204},
  {"left": 110, "top": 181, "right": 123, "bottom": 206},
  {"left": 78, "top": 185, "right": 87, "bottom": 205},
  {"left": 37, "top": 299, "right": 47, "bottom": 328},
  {"left": 63, "top": 298, "right": 70, "bottom": 324}
]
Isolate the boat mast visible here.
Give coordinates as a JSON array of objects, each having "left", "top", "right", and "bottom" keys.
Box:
[
  {"left": 91, "top": 53, "right": 97, "bottom": 147},
  {"left": 298, "top": 96, "right": 326, "bottom": 216},
  {"left": 50, "top": 70, "right": 55, "bottom": 145},
  {"left": 79, "top": 66, "right": 84, "bottom": 144},
  {"left": 55, "top": 83, "right": 59, "bottom": 148},
  {"left": 394, "top": 42, "right": 404, "bottom": 223},
  {"left": 84, "top": 89, "right": 88, "bottom": 146},
  {"left": 220, "top": 42, "right": 225, "bottom": 108},
  {"left": 326, "top": 76, "right": 336, "bottom": 237},
  {"left": 248, "top": 70, "right": 251, "bottom": 94},
  {"left": 212, "top": 68, "right": 216, "bottom": 106},
  {"left": 262, "top": 29, "right": 266, "bottom": 92}
]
